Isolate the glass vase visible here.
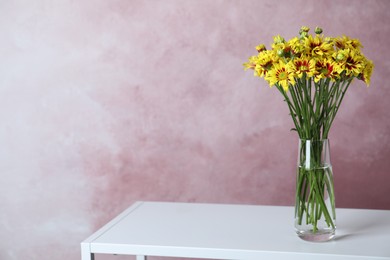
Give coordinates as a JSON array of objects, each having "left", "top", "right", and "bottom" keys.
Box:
[{"left": 295, "top": 139, "right": 336, "bottom": 242}]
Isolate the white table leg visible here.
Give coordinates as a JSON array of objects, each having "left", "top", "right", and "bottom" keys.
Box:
[
  {"left": 136, "top": 255, "right": 146, "bottom": 260},
  {"left": 81, "top": 242, "right": 94, "bottom": 260},
  {"left": 81, "top": 251, "right": 94, "bottom": 260}
]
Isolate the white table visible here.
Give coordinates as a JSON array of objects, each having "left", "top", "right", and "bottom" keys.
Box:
[{"left": 81, "top": 201, "right": 390, "bottom": 260}]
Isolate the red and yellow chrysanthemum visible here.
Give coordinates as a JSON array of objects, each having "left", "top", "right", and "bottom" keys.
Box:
[
  {"left": 359, "top": 59, "right": 374, "bottom": 85},
  {"left": 314, "top": 59, "right": 338, "bottom": 82},
  {"left": 291, "top": 57, "right": 316, "bottom": 78},
  {"left": 265, "top": 61, "right": 295, "bottom": 91},
  {"left": 304, "top": 35, "right": 334, "bottom": 58},
  {"left": 334, "top": 35, "right": 362, "bottom": 51}
]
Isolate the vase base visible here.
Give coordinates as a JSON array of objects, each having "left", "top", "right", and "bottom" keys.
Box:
[{"left": 296, "top": 229, "right": 335, "bottom": 242}]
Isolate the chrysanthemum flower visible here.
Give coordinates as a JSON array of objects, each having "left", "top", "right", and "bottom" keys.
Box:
[
  {"left": 314, "top": 59, "right": 338, "bottom": 82},
  {"left": 334, "top": 35, "right": 362, "bottom": 51},
  {"left": 359, "top": 59, "right": 374, "bottom": 85},
  {"left": 253, "top": 50, "right": 276, "bottom": 77},
  {"left": 336, "top": 49, "right": 365, "bottom": 77},
  {"left": 292, "top": 58, "right": 316, "bottom": 78},
  {"left": 243, "top": 56, "right": 257, "bottom": 71},
  {"left": 265, "top": 61, "right": 296, "bottom": 91},
  {"left": 304, "top": 35, "right": 334, "bottom": 58},
  {"left": 288, "top": 37, "right": 305, "bottom": 57}
]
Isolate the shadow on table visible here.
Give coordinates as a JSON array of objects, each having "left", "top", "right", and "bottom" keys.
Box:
[{"left": 335, "top": 209, "right": 389, "bottom": 241}]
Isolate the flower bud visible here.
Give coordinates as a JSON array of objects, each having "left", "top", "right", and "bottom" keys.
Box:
[
  {"left": 315, "top": 27, "right": 323, "bottom": 34},
  {"left": 277, "top": 49, "right": 284, "bottom": 57},
  {"left": 336, "top": 52, "right": 345, "bottom": 61},
  {"left": 299, "top": 31, "right": 308, "bottom": 39},
  {"left": 299, "top": 26, "right": 310, "bottom": 34},
  {"left": 324, "top": 37, "right": 332, "bottom": 43},
  {"left": 256, "top": 44, "right": 266, "bottom": 53},
  {"left": 273, "top": 35, "right": 285, "bottom": 44}
]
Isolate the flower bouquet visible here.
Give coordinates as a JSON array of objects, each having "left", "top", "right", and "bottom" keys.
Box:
[{"left": 244, "top": 26, "right": 373, "bottom": 241}]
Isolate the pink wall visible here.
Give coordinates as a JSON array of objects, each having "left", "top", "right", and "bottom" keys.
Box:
[{"left": 1, "top": 0, "right": 389, "bottom": 259}]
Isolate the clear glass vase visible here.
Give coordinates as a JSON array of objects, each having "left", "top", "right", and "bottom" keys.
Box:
[{"left": 295, "top": 139, "right": 336, "bottom": 242}]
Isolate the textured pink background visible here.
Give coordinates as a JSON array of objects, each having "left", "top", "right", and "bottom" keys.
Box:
[{"left": 1, "top": 0, "right": 389, "bottom": 259}]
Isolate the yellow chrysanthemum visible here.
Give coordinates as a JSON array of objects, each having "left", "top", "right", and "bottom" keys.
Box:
[
  {"left": 304, "top": 35, "right": 334, "bottom": 58},
  {"left": 334, "top": 35, "right": 362, "bottom": 51},
  {"left": 292, "top": 57, "right": 316, "bottom": 78},
  {"left": 360, "top": 59, "right": 374, "bottom": 85},
  {"left": 265, "top": 61, "right": 296, "bottom": 91},
  {"left": 253, "top": 50, "right": 276, "bottom": 77},
  {"left": 313, "top": 59, "right": 338, "bottom": 82},
  {"left": 243, "top": 56, "right": 257, "bottom": 73},
  {"left": 288, "top": 37, "right": 305, "bottom": 57},
  {"left": 335, "top": 49, "right": 365, "bottom": 77}
]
